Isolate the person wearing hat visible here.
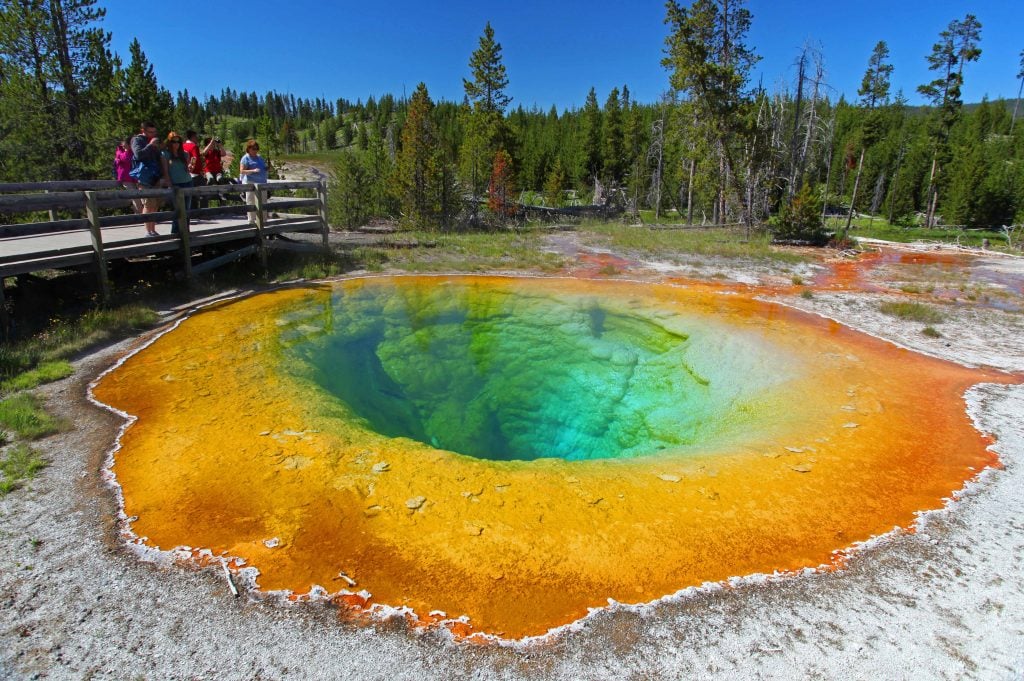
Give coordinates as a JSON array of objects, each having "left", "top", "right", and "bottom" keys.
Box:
[{"left": 161, "top": 132, "right": 193, "bottom": 235}]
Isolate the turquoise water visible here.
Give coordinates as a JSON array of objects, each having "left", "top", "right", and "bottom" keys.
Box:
[{"left": 277, "top": 279, "right": 785, "bottom": 462}]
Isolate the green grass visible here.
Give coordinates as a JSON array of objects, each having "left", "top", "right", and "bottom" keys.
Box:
[
  {"left": 0, "top": 443, "right": 48, "bottom": 497},
  {"left": 0, "top": 393, "right": 63, "bottom": 440},
  {"left": 879, "top": 301, "right": 946, "bottom": 324},
  {"left": 0, "top": 304, "right": 158, "bottom": 383},
  {"left": 922, "top": 326, "right": 943, "bottom": 338},
  {"left": 369, "top": 230, "right": 565, "bottom": 273},
  {"left": 0, "top": 360, "right": 73, "bottom": 393},
  {"left": 580, "top": 222, "right": 807, "bottom": 263},
  {"left": 800, "top": 289, "right": 814, "bottom": 299},
  {"left": 842, "top": 218, "right": 1010, "bottom": 251}
]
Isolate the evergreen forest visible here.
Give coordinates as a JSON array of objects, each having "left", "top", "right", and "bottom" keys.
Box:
[{"left": 2, "top": 0, "right": 1024, "bottom": 239}]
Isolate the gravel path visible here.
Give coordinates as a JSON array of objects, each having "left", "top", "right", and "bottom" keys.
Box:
[{"left": 2, "top": 266, "right": 1023, "bottom": 680}]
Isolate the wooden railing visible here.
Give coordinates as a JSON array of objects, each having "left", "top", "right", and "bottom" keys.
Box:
[{"left": 0, "top": 179, "right": 330, "bottom": 337}]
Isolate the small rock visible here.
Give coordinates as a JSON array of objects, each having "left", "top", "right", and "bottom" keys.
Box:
[
  {"left": 658, "top": 474, "right": 681, "bottom": 483},
  {"left": 790, "top": 463, "right": 813, "bottom": 473},
  {"left": 262, "top": 537, "right": 280, "bottom": 548},
  {"left": 405, "top": 496, "right": 426, "bottom": 510},
  {"left": 785, "top": 446, "right": 804, "bottom": 453},
  {"left": 258, "top": 430, "right": 271, "bottom": 436},
  {"left": 840, "top": 405, "right": 856, "bottom": 412},
  {"left": 464, "top": 523, "right": 484, "bottom": 536},
  {"left": 842, "top": 422, "right": 859, "bottom": 429},
  {"left": 363, "top": 505, "right": 382, "bottom": 517},
  {"left": 372, "top": 462, "right": 390, "bottom": 473}
]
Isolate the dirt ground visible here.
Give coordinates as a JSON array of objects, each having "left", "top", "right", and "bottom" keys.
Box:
[{"left": 1, "top": 238, "right": 1023, "bottom": 680}]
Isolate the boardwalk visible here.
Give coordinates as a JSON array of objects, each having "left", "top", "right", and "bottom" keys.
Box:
[{"left": 0, "top": 179, "right": 329, "bottom": 337}]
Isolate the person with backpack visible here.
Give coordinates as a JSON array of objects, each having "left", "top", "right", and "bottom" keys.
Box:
[{"left": 129, "top": 122, "right": 164, "bottom": 236}]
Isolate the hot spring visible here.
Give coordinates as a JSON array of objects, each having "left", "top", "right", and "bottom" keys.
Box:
[{"left": 92, "top": 276, "right": 1008, "bottom": 639}]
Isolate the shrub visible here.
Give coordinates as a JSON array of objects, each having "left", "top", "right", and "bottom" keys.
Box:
[
  {"left": 879, "top": 301, "right": 945, "bottom": 325},
  {"left": 770, "top": 183, "right": 827, "bottom": 245}
]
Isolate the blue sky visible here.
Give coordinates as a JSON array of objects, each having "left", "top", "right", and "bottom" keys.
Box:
[{"left": 102, "top": 0, "right": 1022, "bottom": 110}]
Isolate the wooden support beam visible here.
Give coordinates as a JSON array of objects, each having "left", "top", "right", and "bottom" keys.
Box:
[
  {"left": 174, "top": 188, "right": 193, "bottom": 283},
  {"left": 267, "top": 240, "right": 327, "bottom": 254},
  {"left": 317, "top": 180, "right": 330, "bottom": 250},
  {"left": 191, "top": 244, "right": 258, "bottom": 276},
  {"left": 84, "top": 191, "right": 111, "bottom": 304},
  {"left": 252, "top": 186, "right": 269, "bottom": 276},
  {"left": 0, "top": 276, "right": 9, "bottom": 343}
]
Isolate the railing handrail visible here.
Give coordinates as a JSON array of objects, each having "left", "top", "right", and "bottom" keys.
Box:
[
  {"left": 0, "top": 178, "right": 321, "bottom": 194},
  {"left": 0, "top": 180, "right": 323, "bottom": 216}
]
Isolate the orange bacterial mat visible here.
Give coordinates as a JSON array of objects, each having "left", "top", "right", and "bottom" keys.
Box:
[{"left": 91, "top": 276, "right": 1016, "bottom": 639}]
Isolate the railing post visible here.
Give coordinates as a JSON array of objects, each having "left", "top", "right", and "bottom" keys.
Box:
[
  {"left": 45, "top": 188, "right": 57, "bottom": 223},
  {"left": 84, "top": 190, "right": 111, "bottom": 304},
  {"left": 317, "top": 180, "right": 329, "bottom": 250},
  {"left": 174, "top": 187, "right": 193, "bottom": 283},
  {"left": 252, "top": 184, "right": 269, "bottom": 276},
  {"left": 0, "top": 276, "right": 10, "bottom": 342}
]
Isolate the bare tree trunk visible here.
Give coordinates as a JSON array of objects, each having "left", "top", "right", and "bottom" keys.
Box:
[
  {"left": 821, "top": 121, "right": 836, "bottom": 224},
  {"left": 1011, "top": 74, "right": 1023, "bottom": 134},
  {"left": 845, "top": 148, "right": 866, "bottom": 231},
  {"left": 787, "top": 52, "right": 806, "bottom": 200},
  {"left": 647, "top": 108, "right": 665, "bottom": 219},
  {"left": 686, "top": 157, "right": 695, "bottom": 224},
  {"left": 868, "top": 171, "right": 886, "bottom": 227},
  {"left": 714, "top": 150, "right": 725, "bottom": 225},
  {"left": 924, "top": 155, "right": 939, "bottom": 228}
]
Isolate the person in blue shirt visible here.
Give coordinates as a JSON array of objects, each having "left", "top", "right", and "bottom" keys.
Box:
[
  {"left": 239, "top": 139, "right": 268, "bottom": 225},
  {"left": 161, "top": 132, "right": 193, "bottom": 235}
]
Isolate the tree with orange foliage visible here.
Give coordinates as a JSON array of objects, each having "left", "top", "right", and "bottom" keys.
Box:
[{"left": 488, "top": 150, "right": 516, "bottom": 218}]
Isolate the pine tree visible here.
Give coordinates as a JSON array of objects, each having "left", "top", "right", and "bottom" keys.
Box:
[
  {"left": 0, "top": 0, "right": 120, "bottom": 179},
  {"left": 463, "top": 21, "right": 510, "bottom": 116},
  {"left": 602, "top": 87, "right": 625, "bottom": 184},
  {"left": 123, "top": 38, "right": 171, "bottom": 131},
  {"left": 845, "top": 40, "right": 893, "bottom": 231},
  {"left": 397, "top": 83, "right": 440, "bottom": 229},
  {"left": 917, "top": 14, "right": 982, "bottom": 227},
  {"left": 1011, "top": 49, "right": 1024, "bottom": 134},
  {"left": 488, "top": 149, "right": 516, "bottom": 216},
  {"left": 460, "top": 22, "right": 511, "bottom": 194},
  {"left": 544, "top": 157, "right": 567, "bottom": 207},
  {"left": 579, "top": 87, "right": 602, "bottom": 182},
  {"left": 664, "top": 0, "right": 761, "bottom": 231}
]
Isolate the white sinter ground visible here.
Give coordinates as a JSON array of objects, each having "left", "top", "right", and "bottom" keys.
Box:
[{"left": 1, "top": 244, "right": 1023, "bottom": 679}]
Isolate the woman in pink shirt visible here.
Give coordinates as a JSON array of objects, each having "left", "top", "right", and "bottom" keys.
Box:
[
  {"left": 114, "top": 137, "right": 142, "bottom": 213},
  {"left": 114, "top": 138, "right": 136, "bottom": 185}
]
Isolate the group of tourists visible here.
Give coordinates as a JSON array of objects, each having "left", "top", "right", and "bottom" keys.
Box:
[{"left": 115, "top": 122, "right": 267, "bottom": 236}]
